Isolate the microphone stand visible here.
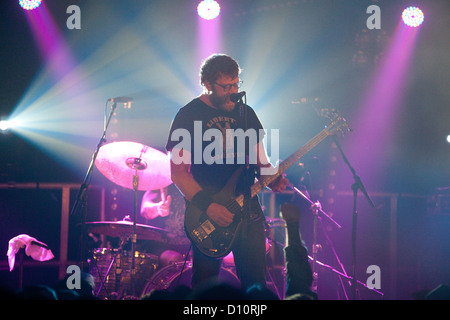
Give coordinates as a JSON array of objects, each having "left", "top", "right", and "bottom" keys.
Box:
[
  {"left": 70, "top": 100, "right": 117, "bottom": 271},
  {"left": 130, "top": 166, "right": 140, "bottom": 297},
  {"left": 288, "top": 184, "right": 346, "bottom": 297},
  {"left": 331, "top": 135, "right": 375, "bottom": 300}
]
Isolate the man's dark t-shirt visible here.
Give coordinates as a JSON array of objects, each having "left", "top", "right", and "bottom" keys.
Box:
[{"left": 165, "top": 98, "right": 265, "bottom": 217}]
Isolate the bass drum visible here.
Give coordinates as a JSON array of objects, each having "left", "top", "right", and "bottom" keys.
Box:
[{"left": 141, "top": 261, "right": 240, "bottom": 296}]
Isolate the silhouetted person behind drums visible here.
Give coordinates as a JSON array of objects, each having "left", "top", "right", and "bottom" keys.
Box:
[{"left": 140, "top": 184, "right": 190, "bottom": 266}]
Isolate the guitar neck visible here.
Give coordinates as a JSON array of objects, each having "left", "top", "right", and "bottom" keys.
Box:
[{"left": 250, "top": 127, "right": 332, "bottom": 198}]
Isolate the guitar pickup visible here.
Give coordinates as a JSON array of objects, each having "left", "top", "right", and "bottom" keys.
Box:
[{"left": 192, "top": 220, "right": 216, "bottom": 242}]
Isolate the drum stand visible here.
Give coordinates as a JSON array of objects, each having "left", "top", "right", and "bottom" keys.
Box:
[
  {"left": 87, "top": 178, "right": 139, "bottom": 299},
  {"left": 126, "top": 152, "right": 149, "bottom": 297},
  {"left": 95, "top": 237, "right": 128, "bottom": 298},
  {"left": 130, "top": 166, "right": 140, "bottom": 296}
]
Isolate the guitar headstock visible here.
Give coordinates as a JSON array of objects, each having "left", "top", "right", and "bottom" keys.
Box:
[{"left": 323, "top": 110, "right": 351, "bottom": 136}]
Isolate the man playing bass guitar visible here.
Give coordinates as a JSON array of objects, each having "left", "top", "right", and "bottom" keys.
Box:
[{"left": 165, "top": 54, "right": 288, "bottom": 291}]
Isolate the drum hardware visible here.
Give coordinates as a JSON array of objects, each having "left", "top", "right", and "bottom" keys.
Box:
[
  {"left": 94, "top": 140, "right": 173, "bottom": 296},
  {"left": 85, "top": 220, "right": 169, "bottom": 299},
  {"left": 85, "top": 220, "right": 169, "bottom": 242},
  {"left": 89, "top": 247, "right": 158, "bottom": 299},
  {"left": 93, "top": 234, "right": 131, "bottom": 298}
]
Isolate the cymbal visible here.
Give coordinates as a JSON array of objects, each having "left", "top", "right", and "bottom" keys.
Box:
[
  {"left": 95, "top": 141, "right": 172, "bottom": 191},
  {"left": 85, "top": 221, "right": 169, "bottom": 242}
]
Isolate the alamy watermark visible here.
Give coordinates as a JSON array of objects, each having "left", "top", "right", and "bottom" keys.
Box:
[
  {"left": 366, "top": 5, "right": 381, "bottom": 30},
  {"left": 66, "top": 5, "right": 81, "bottom": 30},
  {"left": 64, "top": 5, "right": 382, "bottom": 31},
  {"left": 66, "top": 265, "right": 81, "bottom": 290},
  {"left": 169, "top": 121, "right": 279, "bottom": 175},
  {"left": 366, "top": 265, "right": 381, "bottom": 290}
]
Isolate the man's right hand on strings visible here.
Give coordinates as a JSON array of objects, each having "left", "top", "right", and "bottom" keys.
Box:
[{"left": 206, "top": 203, "right": 234, "bottom": 227}]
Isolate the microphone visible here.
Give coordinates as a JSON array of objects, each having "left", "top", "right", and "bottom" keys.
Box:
[
  {"left": 291, "top": 97, "right": 320, "bottom": 104},
  {"left": 108, "top": 96, "right": 133, "bottom": 109},
  {"left": 230, "top": 91, "right": 246, "bottom": 103},
  {"left": 108, "top": 97, "right": 134, "bottom": 103}
]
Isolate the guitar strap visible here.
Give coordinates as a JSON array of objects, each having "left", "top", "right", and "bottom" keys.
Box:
[{"left": 239, "top": 101, "right": 252, "bottom": 222}]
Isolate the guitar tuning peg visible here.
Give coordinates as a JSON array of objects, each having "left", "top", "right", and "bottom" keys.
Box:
[{"left": 338, "top": 123, "right": 352, "bottom": 136}]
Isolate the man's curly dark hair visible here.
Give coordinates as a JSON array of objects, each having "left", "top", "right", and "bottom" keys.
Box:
[{"left": 199, "top": 54, "right": 241, "bottom": 87}]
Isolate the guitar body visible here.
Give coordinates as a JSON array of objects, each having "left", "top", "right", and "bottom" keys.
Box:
[{"left": 184, "top": 167, "right": 245, "bottom": 258}]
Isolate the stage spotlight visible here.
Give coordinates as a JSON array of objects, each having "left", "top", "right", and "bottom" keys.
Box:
[
  {"left": 402, "top": 6, "right": 424, "bottom": 27},
  {"left": 446, "top": 134, "right": 450, "bottom": 144},
  {"left": 0, "top": 117, "right": 23, "bottom": 132},
  {"left": 19, "top": 0, "right": 42, "bottom": 10},
  {"left": 197, "top": 0, "right": 220, "bottom": 20},
  {"left": 0, "top": 120, "right": 13, "bottom": 132}
]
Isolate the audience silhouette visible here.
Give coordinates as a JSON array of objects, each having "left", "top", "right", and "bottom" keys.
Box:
[{"left": 2, "top": 202, "right": 447, "bottom": 300}]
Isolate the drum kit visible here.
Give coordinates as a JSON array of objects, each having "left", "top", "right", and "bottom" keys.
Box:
[{"left": 80, "top": 140, "right": 179, "bottom": 299}]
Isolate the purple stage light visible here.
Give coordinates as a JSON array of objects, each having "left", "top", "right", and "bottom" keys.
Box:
[
  {"left": 402, "top": 7, "right": 424, "bottom": 27},
  {"left": 19, "top": 0, "right": 42, "bottom": 10},
  {"left": 197, "top": 0, "right": 220, "bottom": 20}
]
